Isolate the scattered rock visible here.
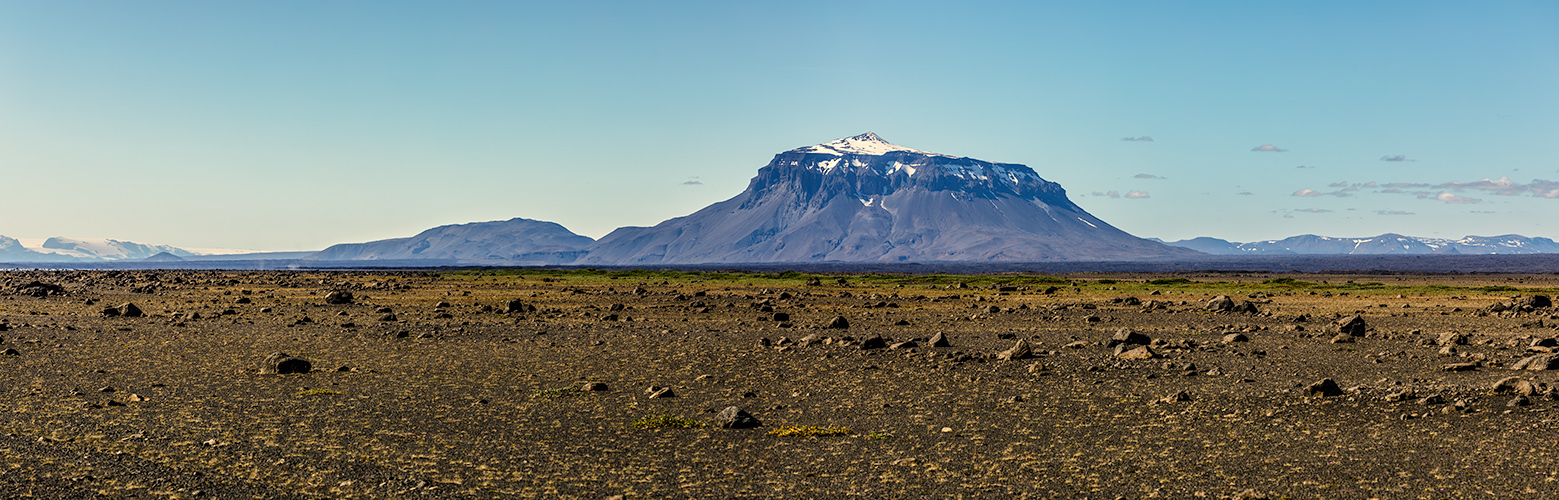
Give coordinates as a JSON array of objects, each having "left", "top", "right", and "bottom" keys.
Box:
[
  {"left": 1222, "top": 333, "right": 1249, "bottom": 344},
  {"left": 1306, "top": 378, "right": 1343, "bottom": 397},
  {"left": 1, "top": 348, "right": 19, "bottom": 356},
  {"left": 259, "top": 352, "right": 311, "bottom": 374},
  {"left": 889, "top": 341, "right": 918, "bottom": 350},
  {"left": 1437, "top": 345, "right": 1458, "bottom": 356},
  {"left": 1438, "top": 332, "right": 1469, "bottom": 346},
  {"left": 1508, "top": 395, "right": 1532, "bottom": 407},
  {"left": 580, "top": 382, "right": 609, "bottom": 392},
  {"left": 859, "top": 336, "right": 887, "bottom": 350},
  {"left": 1206, "top": 295, "right": 1235, "bottom": 311},
  {"left": 825, "top": 316, "right": 850, "bottom": 329},
  {"left": 1062, "top": 341, "right": 1091, "bottom": 349},
  {"left": 714, "top": 406, "right": 761, "bottom": 428},
  {"left": 1160, "top": 391, "right": 1192, "bottom": 403},
  {"left": 996, "top": 340, "right": 1033, "bottom": 361},
  {"left": 115, "top": 303, "right": 143, "bottom": 318},
  {"left": 1441, "top": 362, "right": 1479, "bottom": 372},
  {"left": 324, "top": 291, "right": 354, "bottom": 305},
  {"left": 772, "top": 312, "right": 790, "bottom": 322},
  {"left": 928, "top": 332, "right": 951, "bottom": 348},
  {"left": 1329, "top": 334, "right": 1355, "bottom": 344},
  {"left": 645, "top": 386, "right": 676, "bottom": 399}
]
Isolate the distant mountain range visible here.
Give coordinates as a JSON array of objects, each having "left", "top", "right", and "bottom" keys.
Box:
[
  {"left": 1154, "top": 234, "right": 1559, "bottom": 255},
  {"left": 7, "top": 133, "right": 1559, "bottom": 266}
]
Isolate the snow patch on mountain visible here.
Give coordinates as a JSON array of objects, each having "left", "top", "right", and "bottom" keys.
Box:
[{"left": 789, "top": 132, "right": 947, "bottom": 157}]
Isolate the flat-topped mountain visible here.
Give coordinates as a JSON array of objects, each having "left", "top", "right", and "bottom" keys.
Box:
[{"left": 580, "top": 133, "right": 1199, "bottom": 264}]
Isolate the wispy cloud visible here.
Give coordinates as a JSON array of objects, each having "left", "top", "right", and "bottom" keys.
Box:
[
  {"left": 681, "top": 180, "right": 703, "bottom": 185},
  {"left": 1295, "top": 165, "right": 1315, "bottom": 169},
  {"left": 1133, "top": 173, "right": 1164, "bottom": 179},
  {"left": 1294, "top": 208, "right": 1332, "bottom": 213},
  {"left": 1292, "top": 189, "right": 1321, "bottom": 197},
  {"left": 1236, "top": 191, "right": 1253, "bottom": 196},
  {"left": 1252, "top": 144, "right": 1288, "bottom": 152},
  {"left": 1430, "top": 177, "right": 1559, "bottom": 198},
  {"left": 1090, "top": 191, "right": 1122, "bottom": 199},
  {"left": 1121, "top": 136, "right": 1154, "bottom": 142},
  {"left": 1375, "top": 210, "right": 1415, "bottom": 215},
  {"left": 1125, "top": 191, "right": 1150, "bottom": 199},
  {"left": 1380, "top": 155, "right": 1413, "bottom": 162},
  {"left": 1328, "top": 181, "right": 1349, "bottom": 188}
]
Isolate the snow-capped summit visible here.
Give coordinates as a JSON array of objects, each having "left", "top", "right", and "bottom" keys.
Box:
[{"left": 788, "top": 132, "right": 945, "bottom": 157}]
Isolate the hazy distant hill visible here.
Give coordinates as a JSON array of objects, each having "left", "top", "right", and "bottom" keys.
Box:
[
  {"left": 1157, "top": 234, "right": 1559, "bottom": 255},
  {"left": 307, "top": 218, "right": 594, "bottom": 264}
]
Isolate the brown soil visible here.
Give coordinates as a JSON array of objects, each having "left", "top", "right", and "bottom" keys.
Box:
[{"left": 3, "top": 270, "right": 1559, "bottom": 499}]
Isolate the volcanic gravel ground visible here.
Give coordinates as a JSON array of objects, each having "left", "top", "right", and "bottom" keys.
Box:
[{"left": 3, "top": 270, "right": 1559, "bottom": 498}]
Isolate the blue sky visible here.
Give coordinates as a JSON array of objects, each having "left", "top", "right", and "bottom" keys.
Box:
[{"left": 2, "top": 2, "right": 1556, "bottom": 250}]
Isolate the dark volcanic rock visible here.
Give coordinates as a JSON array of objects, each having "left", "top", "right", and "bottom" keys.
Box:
[
  {"left": 1511, "top": 354, "right": 1559, "bottom": 371},
  {"left": 859, "top": 336, "right": 887, "bottom": 350},
  {"left": 324, "top": 291, "right": 354, "bottom": 305},
  {"left": 929, "top": 332, "right": 951, "bottom": 347},
  {"left": 15, "top": 281, "right": 65, "bottom": 297},
  {"left": 715, "top": 406, "right": 761, "bottom": 429},
  {"left": 1108, "top": 328, "right": 1151, "bottom": 347},
  {"left": 259, "top": 352, "right": 311, "bottom": 374},
  {"left": 825, "top": 316, "right": 850, "bottom": 329},
  {"left": 1206, "top": 295, "right": 1235, "bottom": 311}
]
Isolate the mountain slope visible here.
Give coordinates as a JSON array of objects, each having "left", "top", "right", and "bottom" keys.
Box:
[
  {"left": 308, "top": 218, "right": 594, "bottom": 264},
  {"left": 582, "top": 133, "right": 1199, "bottom": 264}
]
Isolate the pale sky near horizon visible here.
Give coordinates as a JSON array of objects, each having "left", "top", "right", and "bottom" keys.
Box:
[{"left": 3, "top": 2, "right": 1557, "bottom": 251}]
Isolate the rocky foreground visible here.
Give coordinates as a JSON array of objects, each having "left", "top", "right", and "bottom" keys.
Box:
[{"left": 3, "top": 270, "right": 1559, "bottom": 499}]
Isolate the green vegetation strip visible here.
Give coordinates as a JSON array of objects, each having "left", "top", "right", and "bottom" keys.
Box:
[
  {"left": 768, "top": 425, "right": 852, "bottom": 437},
  {"left": 631, "top": 414, "right": 706, "bottom": 429}
]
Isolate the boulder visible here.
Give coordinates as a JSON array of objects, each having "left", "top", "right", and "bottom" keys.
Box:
[
  {"left": 117, "top": 303, "right": 143, "bottom": 318},
  {"left": 825, "top": 316, "right": 850, "bottom": 329},
  {"left": 1108, "top": 328, "right": 1151, "bottom": 347},
  {"left": 928, "top": 332, "right": 951, "bottom": 348},
  {"left": 996, "top": 340, "right": 1033, "bottom": 361},
  {"left": 1332, "top": 316, "right": 1366, "bottom": 336},
  {"left": 1510, "top": 354, "right": 1559, "bottom": 371},
  {"left": 1205, "top": 295, "right": 1235, "bottom": 311},
  {"left": 714, "top": 406, "right": 761, "bottom": 429},
  {"left": 1115, "top": 346, "right": 1156, "bottom": 360},
  {"left": 1437, "top": 332, "right": 1469, "bottom": 346},
  {"left": 1222, "top": 333, "right": 1249, "bottom": 344},
  {"left": 259, "top": 352, "right": 311, "bottom": 374},
  {"left": 858, "top": 336, "right": 887, "bottom": 350},
  {"left": 324, "top": 291, "right": 354, "bottom": 305},
  {"left": 1306, "top": 378, "right": 1343, "bottom": 397},
  {"left": 506, "top": 299, "right": 535, "bottom": 313},
  {"left": 1492, "top": 377, "right": 1537, "bottom": 396}
]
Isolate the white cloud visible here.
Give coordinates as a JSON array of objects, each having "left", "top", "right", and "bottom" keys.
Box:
[
  {"left": 1133, "top": 173, "right": 1163, "bottom": 179},
  {"left": 1435, "top": 192, "right": 1481, "bottom": 204},
  {"left": 1292, "top": 189, "right": 1321, "bottom": 197},
  {"left": 1375, "top": 210, "right": 1414, "bottom": 215},
  {"left": 1090, "top": 191, "right": 1122, "bottom": 199},
  {"left": 681, "top": 180, "right": 703, "bottom": 185},
  {"left": 1121, "top": 136, "right": 1154, "bottom": 142},
  {"left": 1251, "top": 145, "right": 1288, "bottom": 152},
  {"left": 1380, "top": 155, "right": 1412, "bottom": 162},
  {"left": 1125, "top": 191, "right": 1150, "bottom": 199},
  {"left": 1294, "top": 208, "right": 1332, "bottom": 213}
]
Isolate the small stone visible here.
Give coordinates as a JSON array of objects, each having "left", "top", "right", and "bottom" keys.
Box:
[
  {"left": 1417, "top": 394, "right": 1446, "bottom": 405},
  {"left": 825, "top": 316, "right": 850, "bottom": 329},
  {"left": 1508, "top": 395, "right": 1532, "bottom": 407},
  {"left": 580, "top": 382, "right": 609, "bottom": 391},
  {"left": 126, "top": 394, "right": 146, "bottom": 402},
  {"left": 889, "top": 341, "right": 918, "bottom": 350},
  {"left": 715, "top": 406, "right": 761, "bottom": 428},
  {"left": 1, "top": 348, "right": 19, "bottom": 356},
  {"left": 1438, "top": 332, "right": 1469, "bottom": 346},
  {"left": 772, "top": 312, "right": 790, "bottom": 322},
  {"left": 1062, "top": 341, "right": 1090, "bottom": 349},
  {"left": 1160, "top": 391, "right": 1192, "bottom": 403},
  {"left": 646, "top": 386, "right": 675, "bottom": 399},
  {"left": 859, "top": 336, "right": 887, "bottom": 350},
  {"left": 1222, "top": 333, "right": 1249, "bottom": 343},
  {"left": 1205, "top": 295, "right": 1235, "bottom": 311},
  {"left": 1441, "top": 362, "right": 1479, "bottom": 372},
  {"left": 324, "top": 291, "right": 354, "bottom": 305},
  {"left": 928, "top": 332, "right": 951, "bottom": 348},
  {"left": 1437, "top": 345, "right": 1457, "bottom": 356},
  {"left": 377, "top": 314, "right": 397, "bottom": 322},
  {"left": 1329, "top": 334, "right": 1355, "bottom": 344}
]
